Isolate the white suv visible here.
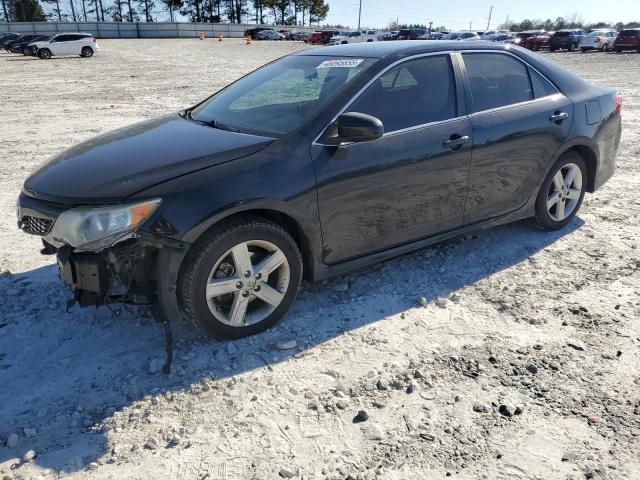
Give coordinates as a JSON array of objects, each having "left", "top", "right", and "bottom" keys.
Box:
[
  {"left": 328, "top": 31, "right": 365, "bottom": 45},
  {"left": 31, "top": 33, "right": 98, "bottom": 59}
]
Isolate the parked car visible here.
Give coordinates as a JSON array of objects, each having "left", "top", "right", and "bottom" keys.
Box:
[
  {"left": 362, "top": 30, "right": 378, "bottom": 42},
  {"left": 614, "top": 28, "right": 640, "bottom": 53},
  {"left": 442, "top": 32, "right": 462, "bottom": 40},
  {"left": 329, "top": 31, "right": 365, "bottom": 45},
  {"left": 10, "top": 34, "right": 50, "bottom": 54},
  {"left": 458, "top": 32, "right": 482, "bottom": 41},
  {"left": 549, "top": 29, "right": 586, "bottom": 51},
  {"left": 0, "top": 32, "right": 21, "bottom": 47},
  {"left": 425, "top": 32, "right": 445, "bottom": 40},
  {"left": 243, "top": 27, "right": 273, "bottom": 40},
  {"left": 17, "top": 41, "right": 621, "bottom": 341},
  {"left": 522, "top": 32, "right": 552, "bottom": 51},
  {"left": 4, "top": 34, "right": 38, "bottom": 51},
  {"left": 397, "top": 28, "right": 427, "bottom": 40},
  {"left": 30, "top": 33, "right": 98, "bottom": 59},
  {"left": 256, "top": 30, "right": 284, "bottom": 41},
  {"left": 579, "top": 30, "right": 617, "bottom": 52},
  {"left": 483, "top": 33, "right": 518, "bottom": 44}
]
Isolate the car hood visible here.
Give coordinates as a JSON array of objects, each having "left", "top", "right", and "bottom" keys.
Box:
[{"left": 23, "top": 115, "right": 273, "bottom": 205}]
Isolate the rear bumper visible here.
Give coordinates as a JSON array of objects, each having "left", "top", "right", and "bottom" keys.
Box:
[
  {"left": 594, "top": 125, "right": 622, "bottom": 191},
  {"left": 615, "top": 44, "right": 639, "bottom": 49}
]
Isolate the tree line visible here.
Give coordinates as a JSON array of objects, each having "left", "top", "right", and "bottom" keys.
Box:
[
  {"left": 500, "top": 15, "right": 640, "bottom": 33},
  {"left": 1, "top": 0, "right": 329, "bottom": 25}
]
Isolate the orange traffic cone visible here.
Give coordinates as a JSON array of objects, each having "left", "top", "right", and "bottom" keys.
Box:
[
  {"left": 246, "top": 35, "right": 251, "bottom": 44},
  {"left": 218, "top": 33, "right": 223, "bottom": 42},
  {"left": 199, "top": 31, "right": 204, "bottom": 40}
]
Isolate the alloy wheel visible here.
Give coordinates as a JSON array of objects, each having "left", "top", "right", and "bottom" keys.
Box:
[
  {"left": 205, "top": 240, "right": 290, "bottom": 327},
  {"left": 546, "top": 162, "right": 583, "bottom": 221}
]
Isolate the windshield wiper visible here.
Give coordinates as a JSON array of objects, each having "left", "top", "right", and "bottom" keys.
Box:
[{"left": 184, "top": 109, "right": 242, "bottom": 133}]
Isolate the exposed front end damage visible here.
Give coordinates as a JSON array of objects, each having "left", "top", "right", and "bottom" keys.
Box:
[
  {"left": 55, "top": 236, "right": 165, "bottom": 309},
  {"left": 17, "top": 192, "right": 189, "bottom": 372}
]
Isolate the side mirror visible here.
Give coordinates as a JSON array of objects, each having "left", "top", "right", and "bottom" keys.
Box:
[{"left": 327, "top": 112, "right": 384, "bottom": 145}]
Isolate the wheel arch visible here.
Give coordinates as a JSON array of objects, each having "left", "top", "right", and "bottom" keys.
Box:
[
  {"left": 552, "top": 140, "right": 599, "bottom": 193},
  {"left": 182, "top": 205, "right": 317, "bottom": 281}
]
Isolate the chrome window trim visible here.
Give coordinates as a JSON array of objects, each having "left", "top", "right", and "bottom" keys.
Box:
[{"left": 312, "top": 48, "right": 562, "bottom": 147}]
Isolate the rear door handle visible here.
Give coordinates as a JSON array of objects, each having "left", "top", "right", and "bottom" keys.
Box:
[
  {"left": 443, "top": 135, "right": 470, "bottom": 148},
  {"left": 549, "top": 112, "right": 569, "bottom": 122}
]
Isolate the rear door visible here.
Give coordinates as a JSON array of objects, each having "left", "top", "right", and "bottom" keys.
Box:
[
  {"left": 312, "top": 54, "right": 471, "bottom": 264},
  {"left": 460, "top": 51, "right": 573, "bottom": 224}
]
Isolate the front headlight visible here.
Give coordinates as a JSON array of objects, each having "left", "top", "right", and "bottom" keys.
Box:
[{"left": 50, "top": 199, "right": 161, "bottom": 250}]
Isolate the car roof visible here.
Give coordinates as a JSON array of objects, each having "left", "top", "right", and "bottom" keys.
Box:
[{"left": 295, "top": 40, "right": 517, "bottom": 59}]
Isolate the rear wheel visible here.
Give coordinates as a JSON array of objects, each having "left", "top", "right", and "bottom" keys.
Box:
[
  {"left": 80, "top": 46, "right": 93, "bottom": 57},
  {"left": 600, "top": 43, "right": 607, "bottom": 52},
  {"left": 179, "top": 216, "right": 303, "bottom": 340},
  {"left": 616, "top": 47, "right": 621, "bottom": 53},
  {"left": 38, "top": 48, "right": 51, "bottom": 59},
  {"left": 568, "top": 43, "right": 576, "bottom": 52},
  {"left": 533, "top": 152, "right": 587, "bottom": 231}
]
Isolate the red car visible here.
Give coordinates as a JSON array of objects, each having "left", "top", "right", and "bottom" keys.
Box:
[
  {"left": 523, "top": 32, "right": 553, "bottom": 51},
  {"left": 614, "top": 29, "right": 640, "bottom": 52},
  {"left": 307, "top": 31, "right": 322, "bottom": 44}
]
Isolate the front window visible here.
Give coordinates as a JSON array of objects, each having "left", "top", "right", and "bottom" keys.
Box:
[
  {"left": 347, "top": 55, "right": 457, "bottom": 133},
  {"left": 190, "top": 55, "right": 374, "bottom": 137}
]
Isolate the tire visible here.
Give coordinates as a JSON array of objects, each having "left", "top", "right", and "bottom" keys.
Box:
[
  {"left": 80, "top": 46, "right": 93, "bottom": 57},
  {"left": 550, "top": 47, "right": 556, "bottom": 52},
  {"left": 568, "top": 43, "right": 576, "bottom": 52},
  {"left": 600, "top": 43, "right": 607, "bottom": 52},
  {"left": 38, "top": 48, "right": 51, "bottom": 59},
  {"left": 533, "top": 151, "right": 587, "bottom": 231},
  {"left": 581, "top": 48, "right": 587, "bottom": 53},
  {"left": 178, "top": 216, "right": 303, "bottom": 340},
  {"left": 616, "top": 48, "right": 621, "bottom": 53}
]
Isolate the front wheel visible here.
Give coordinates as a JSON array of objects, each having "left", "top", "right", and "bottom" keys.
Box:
[
  {"left": 38, "top": 48, "right": 51, "bottom": 59},
  {"left": 178, "top": 216, "right": 303, "bottom": 340},
  {"left": 568, "top": 43, "right": 576, "bottom": 52},
  {"left": 80, "top": 46, "right": 93, "bottom": 57},
  {"left": 533, "top": 152, "right": 587, "bottom": 231}
]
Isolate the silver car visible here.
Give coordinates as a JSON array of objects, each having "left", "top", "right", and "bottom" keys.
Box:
[{"left": 579, "top": 30, "right": 617, "bottom": 52}]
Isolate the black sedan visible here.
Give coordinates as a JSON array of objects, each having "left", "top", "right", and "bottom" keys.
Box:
[
  {"left": 17, "top": 42, "right": 621, "bottom": 340},
  {"left": 10, "top": 34, "right": 51, "bottom": 54}
]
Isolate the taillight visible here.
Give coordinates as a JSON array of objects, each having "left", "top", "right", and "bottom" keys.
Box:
[{"left": 615, "top": 95, "right": 622, "bottom": 113}]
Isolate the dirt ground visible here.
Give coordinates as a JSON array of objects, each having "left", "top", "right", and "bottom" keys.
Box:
[{"left": 0, "top": 39, "right": 639, "bottom": 480}]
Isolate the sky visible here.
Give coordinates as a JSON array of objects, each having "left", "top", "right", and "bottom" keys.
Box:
[{"left": 324, "top": 0, "right": 640, "bottom": 30}]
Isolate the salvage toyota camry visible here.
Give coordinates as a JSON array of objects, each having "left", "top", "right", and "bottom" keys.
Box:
[{"left": 17, "top": 42, "right": 621, "bottom": 340}]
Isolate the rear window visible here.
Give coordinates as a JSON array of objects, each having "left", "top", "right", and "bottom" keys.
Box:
[
  {"left": 620, "top": 30, "right": 640, "bottom": 37},
  {"left": 463, "top": 53, "right": 533, "bottom": 112},
  {"left": 399, "top": 29, "right": 410, "bottom": 36}
]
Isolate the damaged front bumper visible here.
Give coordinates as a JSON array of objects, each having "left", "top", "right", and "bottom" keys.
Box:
[{"left": 17, "top": 192, "right": 188, "bottom": 313}]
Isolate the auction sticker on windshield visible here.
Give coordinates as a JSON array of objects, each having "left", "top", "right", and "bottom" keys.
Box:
[{"left": 317, "top": 59, "right": 364, "bottom": 68}]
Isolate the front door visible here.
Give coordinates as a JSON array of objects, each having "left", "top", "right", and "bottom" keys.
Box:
[
  {"left": 312, "top": 54, "right": 471, "bottom": 264},
  {"left": 460, "top": 52, "right": 573, "bottom": 224}
]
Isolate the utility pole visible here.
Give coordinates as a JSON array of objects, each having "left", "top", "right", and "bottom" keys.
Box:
[
  {"left": 486, "top": 5, "right": 493, "bottom": 30},
  {"left": 505, "top": 15, "right": 510, "bottom": 30},
  {"left": 1, "top": 0, "right": 9, "bottom": 22},
  {"left": 428, "top": 21, "right": 433, "bottom": 33},
  {"left": 357, "top": 0, "right": 362, "bottom": 30},
  {"left": 469, "top": 21, "right": 472, "bottom": 31}
]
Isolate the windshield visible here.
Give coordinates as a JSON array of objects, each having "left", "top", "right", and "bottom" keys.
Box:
[
  {"left": 587, "top": 31, "right": 607, "bottom": 36},
  {"left": 443, "top": 32, "right": 461, "bottom": 40},
  {"left": 190, "top": 55, "right": 374, "bottom": 137},
  {"left": 339, "top": 32, "right": 350, "bottom": 36}
]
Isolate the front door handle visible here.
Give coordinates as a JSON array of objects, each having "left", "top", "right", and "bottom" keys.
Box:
[
  {"left": 550, "top": 112, "right": 569, "bottom": 122},
  {"left": 443, "top": 135, "right": 470, "bottom": 149}
]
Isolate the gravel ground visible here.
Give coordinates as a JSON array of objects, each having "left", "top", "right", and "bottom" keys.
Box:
[{"left": 0, "top": 40, "right": 639, "bottom": 480}]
